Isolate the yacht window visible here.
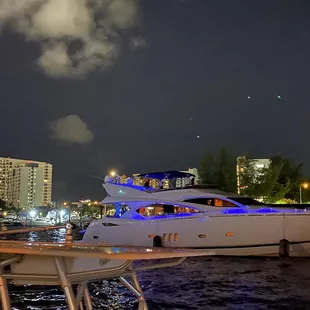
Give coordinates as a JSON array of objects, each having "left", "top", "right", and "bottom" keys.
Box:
[
  {"left": 137, "top": 205, "right": 164, "bottom": 217},
  {"left": 137, "top": 204, "right": 200, "bottom": 217},
  {"left": 174, "top": 206, "right": 200, "bottom": 214},
  {"left": 214, "top": 199, "right": 236, "bottom": 207},
  {"left": 183, "top": 198, "right": 237, "bottom": 208},
  {"left": 184, "top": 198, "right": 214, "bottom": 206},
  {"left": 105, "top": 203, "right": 130, "bottom": 218},
  {"left": 227, "top": 197, "right": 264, "bottom": 206}
]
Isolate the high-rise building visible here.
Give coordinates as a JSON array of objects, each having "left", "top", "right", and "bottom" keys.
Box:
[
  {"left": 182, "top": 168, "right": 200, "bottom": 185},
  {"left": 0, "top": 157, "right": 52, "bottom": 208}
]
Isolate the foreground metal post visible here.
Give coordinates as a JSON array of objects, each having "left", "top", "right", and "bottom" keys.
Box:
[
  {"left": 54, "top": 257, "right": 78, "bottom": 310},
  {"left": 0, "top": 268, "right": 11, "bottom": 310},
  {"left": 119, "top": 274, "right": 148, "bottom": 310},
  {"left": 65, "top": 222, "right": 73, "bottom": 244},
  {"left": 83, "top": 286, "right": 93, "bottom": 310},
  {"left": 119, "top": 276, "right": 141, "bottom": 297},
  {"left": 132, "top": 271, "right": 148, "bottom": 310},
  {"left": 76, "top": 281, "right": 87, "bottom": 305}
]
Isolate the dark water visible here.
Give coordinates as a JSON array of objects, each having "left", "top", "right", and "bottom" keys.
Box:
[{"left": 4, "top": 230, "right": 310, "bottom": 309}]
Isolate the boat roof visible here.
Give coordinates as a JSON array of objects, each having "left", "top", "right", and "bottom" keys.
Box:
[{"left": 102, "top": 183, "right": 241, "bottom": 202}]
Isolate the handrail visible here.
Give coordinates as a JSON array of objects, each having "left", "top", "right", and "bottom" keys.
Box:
[
  {"left": 0, "top": 242, "right": 214, "bottom": 260},
  {"left": 0, "top": 222, "right": 214, "bottom": 310},
  {"left": 0, "top": 225, "right": 66, "bottom": 235},
  {"left": 0, "top": 240, "right": 109, "bottom": 247}
]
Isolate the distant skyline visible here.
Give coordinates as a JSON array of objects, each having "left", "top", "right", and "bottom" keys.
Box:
[{"left": 1, "top": 0, "right": 310, "bottom": 201}]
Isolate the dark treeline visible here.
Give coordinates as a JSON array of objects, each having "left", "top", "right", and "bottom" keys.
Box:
[{"left": 199, "top": 148, "right": 308, "bottom": 203}]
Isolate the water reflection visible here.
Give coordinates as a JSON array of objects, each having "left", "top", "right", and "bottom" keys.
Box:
[{"left": 4, "top": 230, "right": 310, "bottom": 309}]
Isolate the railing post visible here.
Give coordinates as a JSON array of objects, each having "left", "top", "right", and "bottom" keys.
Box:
[
  {"left": 53, "top": 257, "right": 77, "bottom": 310},
  {"left": 0, "top": 267, "right": 11, "bottom": 310},
  {"left": 83, "top": 286, "right": 93, "bottom": 310},
  {"left": 131, "top": 271, "right": 148, "bottom": 310},
  {"left": 75, "top": 281, "right": 87, "bottom": 306},
  {"left": 65, "top": 222, "right": 73, "bottom": 244}
]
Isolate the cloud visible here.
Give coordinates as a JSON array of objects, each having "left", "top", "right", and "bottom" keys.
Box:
[
  {"left": 130, "top": 36, "right": 147, "bottom": 50},
  {"left": 49, "top": 114, "right": 94, "bottom": 144},
  {"left": 0, "top": 0, "right": 140, "bottom": 78}
]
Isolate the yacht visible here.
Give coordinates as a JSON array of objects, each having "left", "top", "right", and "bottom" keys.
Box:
[{"left": 81, "top": 172, "right": 310, "bottom": 257}]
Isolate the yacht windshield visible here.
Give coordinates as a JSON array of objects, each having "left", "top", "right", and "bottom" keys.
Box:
[{"left": 227, "top": 197, "right": 265, "bottom": 206}]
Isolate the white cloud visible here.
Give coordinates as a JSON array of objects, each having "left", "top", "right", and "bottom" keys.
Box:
[
  {"left": 130, "top": 36, "right": 147, "bottom": 50},
  {"left": 49, "top": 114, "right": 94, "bottom": 144},
  {"left": 0, "top": 0, "right": 140, "bottom": 78}
]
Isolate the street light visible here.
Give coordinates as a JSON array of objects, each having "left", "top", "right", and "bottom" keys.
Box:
[
  {"left": 299, "top": 182, "right": 309, "bottom": 204},
  {"left": 110, "top": 170, "right": 116, "bottom": 177},
  {"left": 59, "top": 209, "right": 65, "bottom": 224},
  {"left": 29, "top": 210, "right": 36, "bottom": 218}
]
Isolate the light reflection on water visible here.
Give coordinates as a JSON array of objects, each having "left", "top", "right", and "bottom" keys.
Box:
[{"left": 3, "top": 230, "right": 310, "bottom": 309}]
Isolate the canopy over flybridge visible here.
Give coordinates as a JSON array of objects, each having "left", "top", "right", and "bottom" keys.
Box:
[{"left": 102, "top": 170, "right": 222, "bottom": 198}]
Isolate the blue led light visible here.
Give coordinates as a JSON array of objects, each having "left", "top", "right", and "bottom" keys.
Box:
[
  {"left": 222, "top": 208, "right": 248, "bottom": 215},
  {"left": 220, "top": 207, "right": 305, "bottom": 215},
  {"left": 255, "top": 208, "right": 279, "bottom": 213},
  {"left": 114, "top": 203, "right": 121, "bottom": 217}
]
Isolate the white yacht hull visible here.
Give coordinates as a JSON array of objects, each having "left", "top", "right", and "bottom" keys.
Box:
[
  {"left": 188, "top": 241, "right": 310, "bottom": 257},
  {"left": 83, "top": 213, "right": 310, "bottom": 257}
]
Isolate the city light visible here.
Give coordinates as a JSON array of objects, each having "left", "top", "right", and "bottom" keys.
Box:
[
  {"left": 29, "top": 210, "right": 36, "bottom": 218},
  {"left": 299, "top": 182, "right": 309, "bottom": 203},
  {"left": 110, "top": 170, "right": 116, "bottom": 177},
  {"left": 302, "top": 183, "right": 309, "bottom": 189},
  {"left": 80, "top": 199, "right": 91, "bottom": 204}
]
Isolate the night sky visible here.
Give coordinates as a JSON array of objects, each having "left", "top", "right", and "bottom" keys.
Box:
[{"left": 1, "top": 0, "right": 310, "bottom": 201}]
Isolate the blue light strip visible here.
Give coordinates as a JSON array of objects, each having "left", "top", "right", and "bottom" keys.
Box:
[{"left": 221, "top": 208, "right": 306, "bottom": 215}]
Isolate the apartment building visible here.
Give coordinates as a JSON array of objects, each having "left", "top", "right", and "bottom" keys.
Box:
[{"left": 0, "top": 157, "right": 52, "bottom": 208}]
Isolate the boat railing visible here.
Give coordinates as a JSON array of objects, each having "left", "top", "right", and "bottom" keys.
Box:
[
  {"left": 0, "top": 225, "right": 66, "bottom": 235},
  {"left": 0, "top": 223, "right": 213, "bottom": 310}
]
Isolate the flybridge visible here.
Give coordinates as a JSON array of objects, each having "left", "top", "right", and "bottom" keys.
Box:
[
  {"left": 104, "top": 170, "right": 218, "bottom": 194},
  {"left": 103, "top": 182, "right": 220, "bottom": 194},
  {"left": 106, "top": 170, "right": 195, "bottom": 187}
]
